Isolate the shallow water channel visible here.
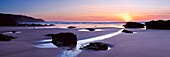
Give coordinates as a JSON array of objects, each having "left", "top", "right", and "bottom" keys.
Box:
[{"left": 35, "top": 29, "right": 123, "bottom": 57}]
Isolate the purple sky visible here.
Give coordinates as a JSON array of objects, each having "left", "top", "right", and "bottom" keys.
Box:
[{"left": 0, "top": 0, "right": 170, "bottom": 22}]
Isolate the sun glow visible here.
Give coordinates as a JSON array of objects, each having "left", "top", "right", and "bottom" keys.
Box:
[{"left": 117, "top": 13, "right": 133, "bottom": 22}]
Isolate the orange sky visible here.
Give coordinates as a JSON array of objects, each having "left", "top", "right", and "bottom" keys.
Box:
[
  {"left": 1, "top": 0, "right": 170, "bottom": 22},
  {"left": 31, "top": 4, "right": 170, "bottom": 22},
  {"left": 33, "top": 11, "right": 170, "bottom": 22}
]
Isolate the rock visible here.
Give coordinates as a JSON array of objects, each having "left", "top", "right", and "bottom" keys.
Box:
[
  {"left": 123, "top": 22, "right": 145, "bottom": 28},
  {"left": 51, "top": 32, "right": 77, "bottom": 47},
  {"left": 11, "top": 31, "right": 17, "bottom": 33},
  {"left": 0, "top": 34, "right": 16, "bottom": 41},
  {"left": 122, "top": 29, "right": 133, "bottom": 33},
  {"left": 145, "top": 20, "right": 170, "bottom": 30},
  {"left": 86, "top": 28, "right": 95, "bottom": 31},
  {"left": 45, "top": 34, "right": 56, "bottom": 37},
  {"left": 67, "top": 26, "right": 76, "bottom": 29},
  {"left": 80, "top": 42, "right": 109, "bottom": 50}
]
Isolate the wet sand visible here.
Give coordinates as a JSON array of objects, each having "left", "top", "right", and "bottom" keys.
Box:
[
  {"left": 0, "top": 27, "right": 121, "bottom": 57},
  {"left": 1, "top": 27, "right": 170, "bottom": 57},
  {"left": 78, "top": 29, "right": 170, "bottom": 57}
]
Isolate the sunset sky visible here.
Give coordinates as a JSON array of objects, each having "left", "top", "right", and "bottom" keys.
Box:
[{"left": 0, "top": 0, "right": 170, "bottom": 22}]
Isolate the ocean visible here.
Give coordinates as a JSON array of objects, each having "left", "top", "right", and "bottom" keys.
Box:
[
  {"left": 1, "top": 22, "right": 126, "bottom": 29},
  {"left": 23, "top": 22, "right": 126, "bottom": 28}
]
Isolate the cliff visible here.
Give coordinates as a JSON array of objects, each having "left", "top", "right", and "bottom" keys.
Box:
[{"left": 0, "top": 13, "right": 45, "bottom": 26}]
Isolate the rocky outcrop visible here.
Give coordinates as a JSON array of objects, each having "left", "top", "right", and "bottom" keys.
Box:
[
  {"left": 0, "top": 34, "right": 16, "bottom": 41},
  {"left": 45, "top": 34, "right": 56, "bottom": 37},
  {"left": 86, "top": 28, "right": 95, "bottom": 31},
  {"left": 80, "top": 42, "right": 109, "bottom": 50},
  {"left": 51, "top": 32, "right": 77, "bottom": 47},
  {"left": 145, "top": 20, "right": 170, "bottom": 30},
  {"left": 0, "top": 13, "right": 45, "bottom": 26},
  {"left": 123, "top": 22, "right": 145, "bottom": 28},
  {"left": 67, "top": 26, "right": 76, "bottom": 29},
  {"left": 122, "top": 29, "right": 133, "bottom": 33}
]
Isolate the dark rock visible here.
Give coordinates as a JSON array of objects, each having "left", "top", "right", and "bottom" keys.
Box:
[
  {"left": 122, "top": 29, "right": 133, "bottom": 33},
  {"left": 0, "top": 13, "right": 45, "bottom": 26},
  {"left": 80, "top": 42, "right": 109, "bottom": 50},
  {"left": 67, "top": 26, "right": 76, "bottom": 29},
  {"left": 145, "top": 20, "right": 170, "bottom": 30},
  {"left": 51, "top": 32, "right": 77, "bottom": 47},
  {"left": 11, "top": 31, "right": 17, "bottom": 33},
  {"left": 45, "top": 34, "right": 56, "bottom": 37},
  {"left": 86, "top": 28, "right": 95, "bottom": 31},
  {"left": 0, "top": 34, "right": 16, "bottom": 41},
  {"left": 123, "top": 22, "right": 145, "bottom": 28}
]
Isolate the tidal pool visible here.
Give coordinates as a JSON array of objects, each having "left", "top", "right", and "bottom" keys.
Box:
[{"left": 35, "top": 29, "right": 124, "bottom": 57}]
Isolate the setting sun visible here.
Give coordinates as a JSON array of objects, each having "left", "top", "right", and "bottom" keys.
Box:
[{"left": 117, "top": 13, "right": 133, "bottom": 22}]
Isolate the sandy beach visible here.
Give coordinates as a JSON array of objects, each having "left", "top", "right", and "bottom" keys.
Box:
[
  {"left": 78, "top": 29, "right": 170, "bottom": 57},
  {"left": 1, "top": 0, "right": 170, "bottom": 57},
  {"left": 0, "top": 27, "right": 121, "bottom": 57},
  {"left": 0, "top": 27, "right": 170, "bottom": 57}
]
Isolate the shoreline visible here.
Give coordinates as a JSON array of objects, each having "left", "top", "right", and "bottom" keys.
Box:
[
  {"left": 0, "top": 23, "right": 124, "bottom": 29},
  {"left": 1, "top": 26, "right": 170, "bottom": 57},
  {"left": 78, "top": 29, "right": 170, "bottom": 57},
  {"left": 0, "top": 27, "right": 122, "bottom": 57}
]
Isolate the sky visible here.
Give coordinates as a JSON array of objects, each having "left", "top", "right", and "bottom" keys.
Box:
[{"left": 0, "top": 0, "right": 170, "bottom": 22}]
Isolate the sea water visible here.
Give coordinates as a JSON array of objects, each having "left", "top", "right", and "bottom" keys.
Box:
[{"left": 13, "top": 22, "right": 126, "bottom": 29}]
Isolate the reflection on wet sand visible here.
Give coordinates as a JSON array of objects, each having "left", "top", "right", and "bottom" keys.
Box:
[{"left": 35, "top": 29, "right": 123, "bottom": 57}]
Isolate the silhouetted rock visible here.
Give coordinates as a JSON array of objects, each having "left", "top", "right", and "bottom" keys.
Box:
[
  {"left": 80, "top": 42, "right": 109, "bottom": 50},
  {"left": 122, "top": 29, "right": 133, "bottom": 33},
  {"left": 45, "top": 34, "right": 56, "bottom": 37},
  {"left": 0, "top": 13, "right": 45, "bottom": 26},
  {"left": 123, "top": 22, "right": 145, "bottom": 28},
  {"left": 86, "top": 28, "right": 95, "bottom": 31},
  {"left": 11, "top": 31, "right": 17, "bottom": 33},
  {"left": 145, "top": 20, "right": 170, "bottom": 30},
  {"left": 67, "top": 26, "right": 76, "bottom": 29},
  {"left": 51, "top": 32, "right": 77, "bottom": 47},
  {"left": 0, "top": 34, "right": 16, "bottom": 41}
]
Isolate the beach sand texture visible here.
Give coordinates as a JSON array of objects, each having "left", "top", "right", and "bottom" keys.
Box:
[{"left": 0, "top": 27, "right": 170, "bottom": 57}]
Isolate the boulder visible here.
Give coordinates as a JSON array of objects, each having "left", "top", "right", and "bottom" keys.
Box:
[
  {"left": 86, "top": 28, "right": 95, "bottom": 31},
  {"left": 122, "top": 29, "right": 133, "bottom": 33},
  {"left": 123, "top": 22, "right": 145, "bottom": 28},
  {"left": 11, "top": 31, "right": 17, "bottom": 33},
  {"left": 0, "top": 34, "right": 16, "bottom": 41},
  {"left": 51, "top": 32, "right": 77, "bottom": 47},
  {"left": 67, "top": 26, "right": 76, "bottom": 29},
  {"left": 145, "top": 20, "right": 170, "bottom": 30},
  {"left": 45, "top": 34, "right": 56, "bottom": 37},
  {"left": 80, "top": 42, "right": 109, "bottom": 50}
]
